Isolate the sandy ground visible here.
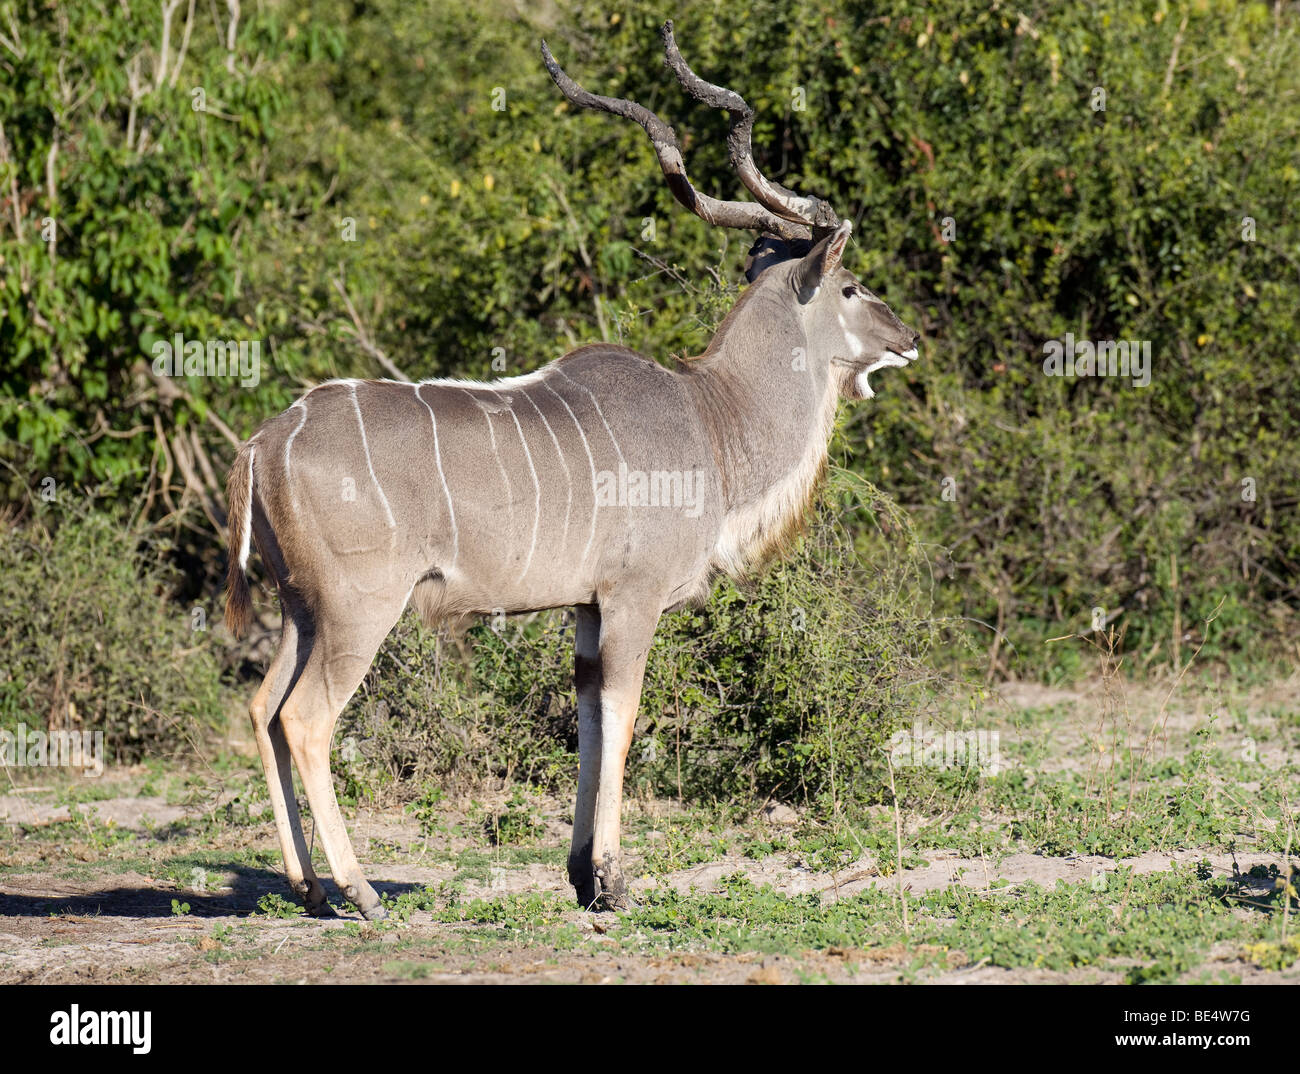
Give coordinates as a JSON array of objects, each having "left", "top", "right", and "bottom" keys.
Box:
[
  {"left": 0, "top": 797, "right": 1293, "bottom": 984},
  {"left": 1, "top": 676, "right": 1297, "bottom": 984}
]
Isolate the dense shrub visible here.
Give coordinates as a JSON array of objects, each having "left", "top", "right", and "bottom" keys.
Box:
[
  {"left": 0, "top": 500, "right": 229, "bottom": 762},
  {"left": 0, "top": 0, "right": 1295, "bottom": 797},
  {"left": 0, "top": 0, "right": 303, "bottom": 493},
  {"left": 241, "top": 0, "right": 1300, "bottom": 676},
  {"left": 337, "top": 473, "right": 942, "bottom": 807}
]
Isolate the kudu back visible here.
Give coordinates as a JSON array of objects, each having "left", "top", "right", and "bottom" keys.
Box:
[{"left": 225, "top": 21, "right": 919, "bottom": 917}]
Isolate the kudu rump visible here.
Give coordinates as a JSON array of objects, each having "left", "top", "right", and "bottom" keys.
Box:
[{"left": 225, "top": 22, "right": 919, "bottom": 918}]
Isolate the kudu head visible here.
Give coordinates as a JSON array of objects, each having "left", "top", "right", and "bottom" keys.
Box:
[
  {"left": 542, "top": 19, "right": 919, "bottom": 399},
  {"left": 787, "top": 224, "right": 921, "bottom": 399}
]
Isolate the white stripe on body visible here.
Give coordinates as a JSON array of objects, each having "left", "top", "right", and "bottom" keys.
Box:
[
  {"left": 519, "top": 386, "right": 574, "bottom": 556},
  {"left": 543, "top": 382, "right": 599, "bottom": 564},
  {"left": 414, "top": 384, "right": 459, "bottom": 570},
  {"left": 553, "top": 368, "right": 631, "bottom": 537},
  {"left": 283, "top": 399, "right": 308, "bottom": 513},
  {"left": 238, "top": 446, "right": 255, "bottom": 569},
  {"left": 349, "top": 383, "right": 397, "bottom": 532},
  {"left": 460, "top": 388, "right": 514, "bottom": 530},
  {"left": 492, "top": 391, "right": 542, "bottom": 584}
]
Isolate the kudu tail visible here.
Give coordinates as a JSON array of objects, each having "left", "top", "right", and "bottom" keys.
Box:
[{"left": 224, "top": 443, "right": 256, "bottom": 639}]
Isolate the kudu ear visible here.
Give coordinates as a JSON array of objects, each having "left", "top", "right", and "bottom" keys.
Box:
[{"left": 794, "top": 220, "right": 853, "bottom": 304}]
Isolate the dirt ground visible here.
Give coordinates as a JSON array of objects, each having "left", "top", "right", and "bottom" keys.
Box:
[
  {"left": 1, "top": 850, "right": 1293, "bottom": 985},
  {"left": 2, "top": 677, "right": 1298, "bottom": 984}
]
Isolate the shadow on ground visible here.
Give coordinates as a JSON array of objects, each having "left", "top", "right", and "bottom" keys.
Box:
[{"left": 0, "top": 868, "right": 425, "bottom": 919}]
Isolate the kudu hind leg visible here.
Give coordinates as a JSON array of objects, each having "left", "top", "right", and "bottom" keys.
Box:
[
  {"left": 568, "top": 604, "right": 602, "bottom": 907},
  {"left": 278, "top": 604, "right": 405, "bottom": 919},
  {"left": 249, "top": 615, "right": 330, "bottom": 914}
]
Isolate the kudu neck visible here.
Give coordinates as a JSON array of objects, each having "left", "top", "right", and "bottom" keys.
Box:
[{"left": 680, "top": 280, "right": 837, "bottom": 510}]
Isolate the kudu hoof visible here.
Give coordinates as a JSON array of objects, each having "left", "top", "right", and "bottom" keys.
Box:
[
  {"left": 340, "top": 881, "right": 386, "bottom": 920},
  {"left": 297, "top": 879, "right": 336, "bottom": 917},
  {"left": 594, "top": 888, "right": 632, "bottom": 912},
  {"left": 569, "top": 868, "right": 629, "bottom": 910},
  {"left": 585, "top": 859, "right": 630, "bottom": 913},
  {"left": 305, "top": 897, "right": 338, "bottom": 918}
]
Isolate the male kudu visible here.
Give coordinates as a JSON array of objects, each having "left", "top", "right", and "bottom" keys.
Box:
[{"left": 224, "top": 22, "right": 919, "bottom": 918}]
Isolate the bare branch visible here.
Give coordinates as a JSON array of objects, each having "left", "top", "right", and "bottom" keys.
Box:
[
  {"left": 544, "top": 175, "right": 610, "bottom": 341},
  {"left": 170, "top": 426, "right": 225, "bottom": 535},
  {"left": 125, "top": 53, "right": 144, "bottom": 151},
  {"left": 141, "top": 362, "right": 244, "bottom": 449},
  {"left": 168, "top": 0, "right": 197, "bottom": 89},
  {"left": 224, "top": 0, "right": 240, "bottom": 75},
  {"left": 44, "top": 132, "right": 57, "bottom": 261},
  {"left": 155, "top": 0, "right": 183, "bottom": 90},
  {"left": 0, "top": 8, "right": 24, "bottom": 58},
  {"left": 541, "top": 39, "right": 810, "bottom": 243},
  {"left": 331, "top": 271, "right": 411, "bottom": 382},
  {"left": 1161, "top": 12, "right": 1189, "bottom": 97},
  {"left": 152, "top": 413, "right": 178, "bottom": 516},
  {"left": 187, "top": 422, "right": 225, "bottom": 510},
  {"left": 0, "top": 120, "right": 25, "bottom": 245},
  {"left": 660, "top": 20, "right": 840, "bottom": 235}
]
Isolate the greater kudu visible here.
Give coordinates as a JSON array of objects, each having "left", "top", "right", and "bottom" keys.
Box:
[{"left": 224, "top": 21, "right": 919, "bottom": 918}]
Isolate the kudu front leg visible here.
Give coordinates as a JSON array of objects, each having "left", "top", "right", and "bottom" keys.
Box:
[
  {"left": 576, "top": 600, "right": 659, "bottom": 911},
  {"left": 568, "top": 604, "right": 602, "bottom": 908}
]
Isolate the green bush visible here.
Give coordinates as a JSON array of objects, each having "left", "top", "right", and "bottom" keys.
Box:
[
  {"left": 0, "top": 0, "right": 302, "bottom": 493},
  {"left": 0, "top": 499, "right": 230, "bottom": 762},
  {"left": 0, "top": 0, "right": 1295, "bottom": 807},
  {"left": 338, "top": 472, "right": 942, "bottom": 808}
]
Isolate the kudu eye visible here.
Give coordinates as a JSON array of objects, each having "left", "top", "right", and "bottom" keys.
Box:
[{"left": 841, "top": 285, "right": 857, "bottom": 299}]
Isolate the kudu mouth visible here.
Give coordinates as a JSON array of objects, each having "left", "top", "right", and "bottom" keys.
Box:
[{"left": 832, "top": 345, "right": 919, "bottom": 398}]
